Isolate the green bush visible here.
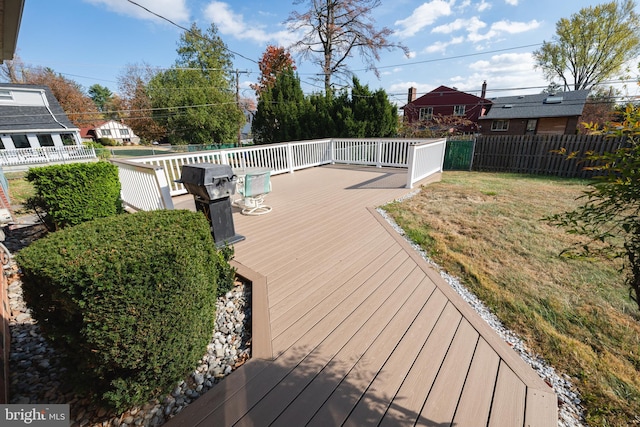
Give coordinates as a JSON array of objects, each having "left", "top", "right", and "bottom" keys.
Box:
[
  {"left": 16, "top": 210, "right": 226, "bottom": 410},
  {"left": 26, "top": 162, "right": 123, "bottom": 230},
  {"left": 97, "top": 137, "right": 119, "bottom": 146}
]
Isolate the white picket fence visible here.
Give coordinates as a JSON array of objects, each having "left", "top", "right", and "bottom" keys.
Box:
[
  {"left": 0, "top": 146, "right": 96, "bottom": 166},
  {"left": 113, "top": 138, "right": 446, "bottom": 211}
]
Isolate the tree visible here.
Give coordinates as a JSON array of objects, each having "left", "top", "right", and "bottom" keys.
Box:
[
  {"left": 578, "top": 86, "right": 618, "bottom": 134},
  {"left": 147, "top": 23, "right": 244, "bottom": 145},
  {"left": 333, "top": 77, "right": 397, "bottom": 137},
  {"left": 88, "top": 84, "right": 113, "bottom": 112},
  {"left": 252, "top": 69, "right": 309, "bottom": 144},
  {"left": 0, "top": 54, "right": 29, "bottom": 83},
  {"left": 287, "top": 0, "right": 408, "bottom": 96},
  {"left": 547, "top": 104, "right": 640, "bottom": 311},
  {"left": 117, "top": 63, "right": 166, "bottom": 143},
  {"left": 251, "top": 45, "right": 296, "bottom": 97},
  {"left": 533, "top": 0, "right": 640, "bottom": 91}
]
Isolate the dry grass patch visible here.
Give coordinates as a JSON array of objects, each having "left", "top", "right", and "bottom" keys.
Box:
[{"left": 384, "top": 171, "right": 640, "bottom": 426}]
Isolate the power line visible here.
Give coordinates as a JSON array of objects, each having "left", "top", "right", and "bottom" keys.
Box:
[{"left": 125, "top": 0, "right": 258, "bottom": 65}]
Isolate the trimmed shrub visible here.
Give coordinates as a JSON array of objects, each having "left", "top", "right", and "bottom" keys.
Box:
[
  {"left": 26, "top": 162, "right": 123, "bottom": 230},
  {"left": 97, "top": 137, "right": 119, "bottom": 146},
  {"left": 16, "top": 210, "right": 224, "bottom": 410}
]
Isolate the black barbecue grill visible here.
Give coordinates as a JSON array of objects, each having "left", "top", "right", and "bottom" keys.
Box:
[{"left": 178, "top": 163, "right": 245, "bottom": 247}]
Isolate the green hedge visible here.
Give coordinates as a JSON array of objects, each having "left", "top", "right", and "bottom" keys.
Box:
[
  {"left": 16, "top": 210, "right": 226, "bottom": 410},
  {"left": 26, "top": 162, "right": 123, "bottom": 230}
]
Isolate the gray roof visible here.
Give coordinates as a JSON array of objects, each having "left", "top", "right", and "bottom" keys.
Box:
[
  {"left": 0, "top": 83, "right": 78, "bottom": 132},
  {"left": 480, "top": 89, "right": 590, "bottom": 120}
]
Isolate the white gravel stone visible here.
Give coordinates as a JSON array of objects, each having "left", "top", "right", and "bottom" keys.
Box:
[{"left": 377, "top": 207, "right": 587, "bottom": 427}]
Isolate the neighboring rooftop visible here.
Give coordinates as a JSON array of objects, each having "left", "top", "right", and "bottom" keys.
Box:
[
  {"left": 0, "top": 83, "right": 78, "bottom": 132},
  {"left": 482, "top": 90, "right": 590, "bottom": 120}
]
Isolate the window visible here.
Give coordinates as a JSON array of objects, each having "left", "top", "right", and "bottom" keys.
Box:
[
  {"left": 0, "top": 90, "right": 13, "bottom": 101},
  {"left": 37, "top": 134, "right": 55, "bottom": 147},
  {"left": 119, "top": 128, "right": 130, "bottom": 136},
  {"left": 61, "top": 133, "right": 76, "bottom": 146},
  {"left": 419, "top": 107, "right": 433, "bottom": 121},
  {"left": 453, "top": 105, "right": 466, "bottom": 116},
  {"left": 101, "top": 129, "right": 112, "bottom": 136},
  {"left": 491, "top": 120, "right": 509, "bottom": 131},
  {"left": 11, "top": 135, "right": 31, "bottom": 148},
  {"left": 526, "top": 119, "right": 537, "bottom": 132}
]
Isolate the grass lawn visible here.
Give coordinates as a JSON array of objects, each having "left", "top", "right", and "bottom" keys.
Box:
[
  {"left": 5, "top": 172, "right": 34, "bottom": 215},
  {"left": 384, "top": 171, "right": 640, "bottom": 426}
]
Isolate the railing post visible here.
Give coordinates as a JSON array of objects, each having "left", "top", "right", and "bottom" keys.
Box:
[
  {"left": 330, "top": 139, "right": 335, "bottom": 164},
  {"left": 154, "top": 167, "right": 175, "bottom": 209},
  {"left": 406, "top": 144, "right": 417, "bottom": 189},
  {"left": 287, "top": 142, "right": 295, "bottom": 174},
  {"left": 375, "top": 140, "right": 382, "bottom": 168},
  {"left": 218, "top": 150, "right": 229, "bottom": 166}
]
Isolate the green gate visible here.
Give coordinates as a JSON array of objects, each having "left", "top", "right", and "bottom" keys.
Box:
[{"left": 443, "top": 140, "right": 474, "bottom": 170}]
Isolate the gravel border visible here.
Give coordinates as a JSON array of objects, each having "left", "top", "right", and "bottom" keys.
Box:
[{"left": 376, "top": 203, "right": 587, "bottom": 427}]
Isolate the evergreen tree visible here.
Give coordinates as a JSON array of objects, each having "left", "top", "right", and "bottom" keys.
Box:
[{"left": 252, "top": 70, "right": 308, "bottom": 144}]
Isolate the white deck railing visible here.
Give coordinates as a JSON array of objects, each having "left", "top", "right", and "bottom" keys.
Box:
[
  {"left": 111, "top": 159, "right": 174, "bottom": 211},
  {"left": 406, "top": 139, "right": 447, "bottom": 189},
  {"left": 118, "top": 138, "right": 445, "bottom": 210},
  {"left": 0, "top": 146, "right": 96, "bottom": 166}
]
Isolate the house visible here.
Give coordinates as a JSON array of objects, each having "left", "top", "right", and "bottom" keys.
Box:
[
  {"left": 401, "top": 83, "right": 492, "bottom": 133},
  {"left": 81, "top": 120, "right": 140, "bottom": 145},
  {"left": 0, "top": 83, "right": 82, "bottom": 150},
  {"left": 478, "top": 90, "right": 590, "bottom": 135}
]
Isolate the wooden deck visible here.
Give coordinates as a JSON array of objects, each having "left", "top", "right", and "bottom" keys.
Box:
[{"left": 167, "top": 165, "right": 557, "bottom": 427}]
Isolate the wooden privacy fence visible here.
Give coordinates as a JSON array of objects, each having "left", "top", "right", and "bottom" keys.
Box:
[{"left": 472, "top": 134, "right": 627, "bottom": 178}]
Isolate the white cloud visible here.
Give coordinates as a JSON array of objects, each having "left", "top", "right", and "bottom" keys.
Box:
[
  {"left": 394, "top": 1, "right": 453, "bottom": 38},
  {"left": 83, "top": 0, "right": 189, "bottom": 23},
  {"left": 477, "top": 0, "right": 491, "bottom": 12},
  {"left": 468, "top": 19, "right": 540, "bottom": 42},
  {"left": 504, "top": 0, "right": 518, "bottom": 4},
  {"left": 203, "top": 2, "right": 297, "bottom": 46},
  {"left": 423, "top": 36, "right": 465, "bottom": 54},
  {"left": 462, "top": 52, "right": 547, "bottom": 96},
  {"left": 432, "top": 17, "right": 486, "bottom": 34},
  {"left": 407, "top": 51, "right": 417, "bottom": 59}
]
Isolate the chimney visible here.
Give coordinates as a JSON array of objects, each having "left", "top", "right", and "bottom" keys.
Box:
[
  {"left": 408, "top": 87, "right": 417, "bottom": 103},
  {"left": 481, "top": 80, "right": 487, "bottom": 99}
]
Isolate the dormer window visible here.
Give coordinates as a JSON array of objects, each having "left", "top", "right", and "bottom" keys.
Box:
[{"left": 0, "top": 90, "right": 13, "bottom": 101}]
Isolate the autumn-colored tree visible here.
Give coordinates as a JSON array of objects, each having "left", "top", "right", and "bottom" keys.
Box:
[
  {"left": 578, "top": 86, "right": 618, "bottom": 134},
  {"left": 26, "top": 68, "right": 99, "bottom": 128},
  {"left": 117, "top": 63, "right": 166, "bottom": 143},
  {"left": 251, "top": 45, "right": 296, "bottom": 97},
  {"left": 287, "top": 0, "right": 408, "bottom": 96}
]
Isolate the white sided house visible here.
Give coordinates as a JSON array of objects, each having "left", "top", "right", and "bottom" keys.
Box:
[
  {"left": 85, "top": 120, "right": 140, "bottom": 145},
  {"left": 0, "top": 83, "right": 82, "bottom": 150}
]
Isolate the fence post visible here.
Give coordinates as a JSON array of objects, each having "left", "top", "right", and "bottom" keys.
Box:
[
  {"left": 287, "top": 142, "right": 295, "bottom": 174},
  {"left": 406, "top": 144, "right": 417, "bottom": 189},
  {"left": 375, "top": 140, "right": 382, "bottom": 168},
  {"left": 154, "top": 167, "right": 175, "bottom": 210}
]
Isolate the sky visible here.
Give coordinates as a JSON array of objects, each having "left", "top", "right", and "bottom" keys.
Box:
[{"left": 12, "top": 0, "right": 640, "bottom": 106}]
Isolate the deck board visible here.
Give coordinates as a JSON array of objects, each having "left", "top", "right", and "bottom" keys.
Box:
[{"left": 165, "top": 165, "right": 557, "bottom": 427}]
